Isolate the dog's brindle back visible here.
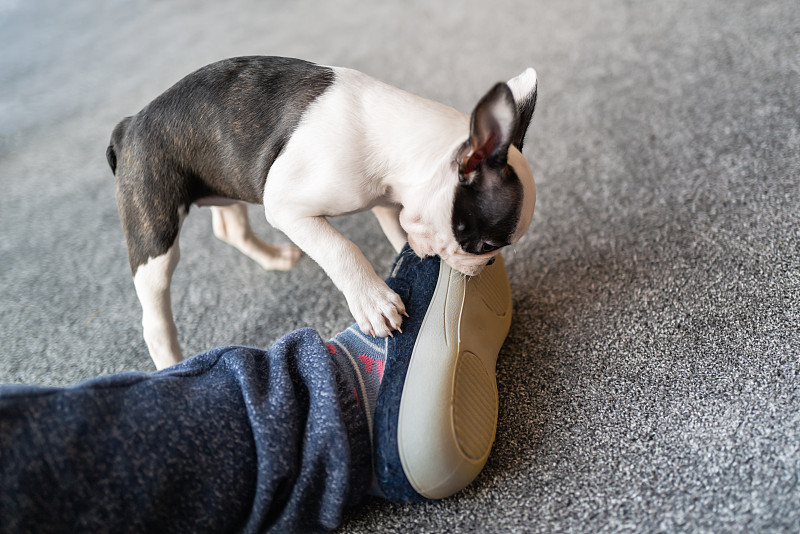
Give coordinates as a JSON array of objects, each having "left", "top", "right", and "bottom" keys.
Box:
[{"left": 108, "top": 56, "right": 335, "bottom": 274}]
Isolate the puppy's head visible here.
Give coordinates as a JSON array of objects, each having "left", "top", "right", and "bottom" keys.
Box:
[{"left": 408, "top": 69, "right": 538, "bottom": 276}]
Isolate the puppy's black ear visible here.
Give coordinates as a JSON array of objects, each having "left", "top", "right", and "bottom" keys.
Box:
[
  {"left": 506, "top": 68, "right": 538, "bottom": 150},
  {"left": 457, "top": 82, "right": 517, "bottom": 177}
]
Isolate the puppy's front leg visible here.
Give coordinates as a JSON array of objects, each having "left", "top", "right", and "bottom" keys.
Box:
[
  {"left": 372, "top": 205, "right": 407, "bottom": 253},
  {"left": 278, "top": 214, "right": 406, "bottom": 337}
]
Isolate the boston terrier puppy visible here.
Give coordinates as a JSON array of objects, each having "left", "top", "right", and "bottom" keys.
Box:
[{"left": 107, "top": 56, "right": 537, "bottom": 369}]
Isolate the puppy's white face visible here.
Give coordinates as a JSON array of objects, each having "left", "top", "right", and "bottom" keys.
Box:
[{"left": 403, "top": 69, "right": 538, "bottom": 276}]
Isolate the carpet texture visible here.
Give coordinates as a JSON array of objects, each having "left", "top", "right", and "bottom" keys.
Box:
[{"left": 1, "top": 0, "right": 798, "bottom": 532}]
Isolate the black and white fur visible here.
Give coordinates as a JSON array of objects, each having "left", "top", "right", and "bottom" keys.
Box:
[{"left": 107, "top": 56, "right": 537, "bottom": 369}]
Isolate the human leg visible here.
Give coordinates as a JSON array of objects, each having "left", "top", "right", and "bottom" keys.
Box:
[{"left": 0, "top": 331, "right": 370, "bottom": 534}]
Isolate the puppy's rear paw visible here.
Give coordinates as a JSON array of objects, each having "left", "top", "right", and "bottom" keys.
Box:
[{"left": 253, "top": 243, "right": 302, "bottom": 271}]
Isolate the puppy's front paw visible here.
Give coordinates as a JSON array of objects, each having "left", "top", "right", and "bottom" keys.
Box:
[{"left": 347, "top": 279, "right": 406, "bottom": 338}]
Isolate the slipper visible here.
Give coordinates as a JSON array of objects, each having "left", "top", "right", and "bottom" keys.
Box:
[{"left": 373, "top": 245, "right": 513, "bottom": 501}]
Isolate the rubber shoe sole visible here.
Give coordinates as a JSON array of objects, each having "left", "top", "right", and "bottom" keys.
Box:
[{"left": 374, "top": 250, "right": 512, "bottom": 501}]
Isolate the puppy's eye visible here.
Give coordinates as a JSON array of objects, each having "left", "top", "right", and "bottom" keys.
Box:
[{"left": 479, "top": 241, "right": 500, "bottom": 254}]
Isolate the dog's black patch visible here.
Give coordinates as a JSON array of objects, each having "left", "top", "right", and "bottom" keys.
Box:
[
  {"left": 451, "top": 164, "right": 522, "bottom": 255},
  {"left": 108, "top": 56, "right": 335, "bottom": 273}
]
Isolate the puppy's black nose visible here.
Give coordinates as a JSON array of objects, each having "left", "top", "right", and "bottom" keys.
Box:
[{"left": 487, "top": 257, "right": 496, "bottom": 266}]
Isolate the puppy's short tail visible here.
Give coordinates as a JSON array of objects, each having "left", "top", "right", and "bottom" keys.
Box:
[
  {"left": 106, "top": 116, "right": 131, "bottom": 175},
  {"left": 105, "top": 145, "right": 117, "bottom": 175}
]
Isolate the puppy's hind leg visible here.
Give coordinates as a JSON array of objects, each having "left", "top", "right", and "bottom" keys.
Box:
[
  {"left": 116, "top": 176, "right": 186, "bottom": 369},
  {"left": 133, "top": 239, "right": 183, "bottom": 370},
  {"left": 211, "top": 202, "right": 301, "bottom": 270}
]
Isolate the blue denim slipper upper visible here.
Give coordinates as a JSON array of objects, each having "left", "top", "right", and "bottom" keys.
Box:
[{"left": 372, "top": 244, "right": 442, "bottom": 503}]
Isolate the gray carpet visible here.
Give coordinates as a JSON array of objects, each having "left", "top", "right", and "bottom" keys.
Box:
[{"left": 1, "top": 0, "right": 798, "bottom": 532}]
